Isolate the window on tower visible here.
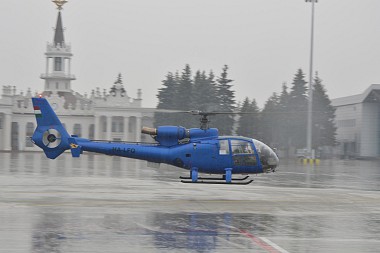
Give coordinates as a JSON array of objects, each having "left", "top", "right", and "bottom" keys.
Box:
[{"left": 54, "top": 57, "right": 62, "bottom": 71}]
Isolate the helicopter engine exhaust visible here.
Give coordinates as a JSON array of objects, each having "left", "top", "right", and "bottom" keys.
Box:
[{"left": 141, "top": 127, "right": 157, "bottom": 135}]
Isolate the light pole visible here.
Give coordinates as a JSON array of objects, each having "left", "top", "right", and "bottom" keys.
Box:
[{"left": 305, "top": 0, "right": 317, "bottom": 158}]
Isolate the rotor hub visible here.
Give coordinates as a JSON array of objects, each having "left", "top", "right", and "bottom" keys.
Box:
[{"left": 47, "top": 134, "right": 57, "bottom": 143}]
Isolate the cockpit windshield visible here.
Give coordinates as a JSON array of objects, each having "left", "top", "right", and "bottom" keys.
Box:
[{"left": 252, "top": 139, "right": 279, "bottom": 170}]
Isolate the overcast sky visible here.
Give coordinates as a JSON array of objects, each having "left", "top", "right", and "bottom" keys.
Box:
[{"left": 1, "top": 0, "right": 380, "bottom": 108}]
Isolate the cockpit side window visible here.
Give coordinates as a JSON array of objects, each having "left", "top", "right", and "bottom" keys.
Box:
[
  {"left": 230, "top": 139, "right": 257, "bottom": 167},
  {"left": 230, "top": 140, "right": 254, "bottom": 154},
  {"left": 219, "top": 140, "right": 230, "bottom": 155}
]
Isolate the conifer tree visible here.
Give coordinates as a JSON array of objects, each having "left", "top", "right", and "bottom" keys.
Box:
[
  {"left": 287, "top": 69, "right": 308, "bottom": 148},
  {"left": 115, "top": 73, "right": 123, "bottom": 84},
  {"left": 312, "top": 73, "right": 337, "bottom": 148},
  {"left": 192, "top": 71, "right": 218, "bottom": 111},
  {"left": 191, "top": 70, "right": 209, "bottom": 110},
  {"left": 155, "top": 64, "right": 237, "bottom": 131},
  {"left": 206, "top": 71, "right": 219, "bottom": 111},
  {"left": 260, "top": 92, "right": 280, "bottom": 146},
  {"left": 189, "top": 70, "right": 219, "bottom": 127},
  {"left": 154, "top": 72, "right": 179, "bottom": 126},
  {"left": 214, "top": 65, "right": 236, "bottom": 134},
  {"left": 175, "top": 64, "right": 193, "bottom": 127},
  {"left": 173, "top": 64, "right": 193, "bottom": 110},
  {"left": 155, "top": 65, "right": 193, "bottom": 127},
  {"left": 236, "top": 97, "right": 260, "bottom": 137},
  {"left": 110, "top": 73, "right": 123, "bottom": 95},
  {"left": 277, "top": 83, "right": 291, "bottom": 151}
]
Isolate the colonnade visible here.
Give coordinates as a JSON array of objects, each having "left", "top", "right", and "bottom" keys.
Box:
[
  {"left": 94, "top": 115, "right": 142, "bottom": 142},
  {"left": 0, "top": 114, "right": 144, "bottom": 151}
]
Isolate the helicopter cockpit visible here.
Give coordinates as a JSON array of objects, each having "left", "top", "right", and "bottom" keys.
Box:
[{"left": 252, "top": 139, "right": 279, "bottom": 171}]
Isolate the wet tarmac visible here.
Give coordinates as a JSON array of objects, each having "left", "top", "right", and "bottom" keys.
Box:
[{"left": 0, "top": 152, "right": 379, "bottom": 253}]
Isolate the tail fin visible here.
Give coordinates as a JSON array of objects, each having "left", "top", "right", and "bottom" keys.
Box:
[{"left": 31, "top": 98, "right": 70, "bottom": 159}]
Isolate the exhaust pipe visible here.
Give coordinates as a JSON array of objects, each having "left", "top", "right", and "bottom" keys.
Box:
[{"left": 141, "top": 126, "right": 157, "bottom": 135}]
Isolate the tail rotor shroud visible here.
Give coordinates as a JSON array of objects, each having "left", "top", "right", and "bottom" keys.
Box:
[{"left": 42, "top": 129, "right": 62, "bottom": 148}]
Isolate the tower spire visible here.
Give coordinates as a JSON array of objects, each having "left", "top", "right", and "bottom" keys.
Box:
[
  {"left": 54, "top": 11, "right": 64, "bottom": 46},
  {"left": 52, "top": 0, "right": 67, "bottom": 46},
  {"left": 41, "top": 0, "right": 75, "bottom": 94}
]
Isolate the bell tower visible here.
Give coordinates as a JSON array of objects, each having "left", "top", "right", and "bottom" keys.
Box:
[{"left": 41, "top": 0, "right": 75, "bottom": 93}]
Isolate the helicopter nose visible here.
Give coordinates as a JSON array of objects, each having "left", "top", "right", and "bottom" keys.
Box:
[
  {"left": 252, "top": 139, "right": 279, "bottom": 172},
  {"left": 267, "top": 151, "right": 279, "bottom": 170},
  {"left": 261, "top": 147, "right": 279, "bottom": 172}
]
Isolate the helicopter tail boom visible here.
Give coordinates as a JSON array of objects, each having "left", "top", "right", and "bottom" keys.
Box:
[{"left": 31, "top": 98, "right": 171, "bottom": 162}]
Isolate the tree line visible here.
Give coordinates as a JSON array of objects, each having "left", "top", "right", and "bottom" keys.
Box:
[{"left": 154, "top": 65, "right": 336, "bottom": 151}]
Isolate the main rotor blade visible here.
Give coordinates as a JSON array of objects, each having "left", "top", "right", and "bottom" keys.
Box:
[{"left": 154, "top": 109, "right": 188, "bottom": 113}]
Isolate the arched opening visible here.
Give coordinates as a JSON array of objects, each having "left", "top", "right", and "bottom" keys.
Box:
[
  {"left": 89, "top": 124, "right": 95, "bottom": 140},
  {"left": 128, "top": 117, "right": 136, "bottom": 141},
  {"left": 73, "top": 124, "right": 82, "bottom": 137},
  {"left": 112, "top": 116, "right": 124, "bottom": 133},
  {"left": 26, "top": 122, "right": 34, "bottom": 147},
  {"left": 11, "top": 122, "right": 19, "bottom": 151}
]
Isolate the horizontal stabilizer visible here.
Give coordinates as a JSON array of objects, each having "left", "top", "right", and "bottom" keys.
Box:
[{"left": 68, "top": 137, "right": 82, "bottom": 157}]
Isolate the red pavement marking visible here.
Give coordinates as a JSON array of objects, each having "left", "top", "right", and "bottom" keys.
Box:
[{"left": 240, "top": 229, "right": 281, "bottom": 253}]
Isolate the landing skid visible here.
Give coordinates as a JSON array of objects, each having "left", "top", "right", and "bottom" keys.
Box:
[
  {"left": 180, "top": 175, "right": 253, "bottom": 185},
  {"left": 179, "top": 175, "right": 249, "bottom": 181},
  {"left": 181, "top": 179, "right": 253, "bottom": 185}
]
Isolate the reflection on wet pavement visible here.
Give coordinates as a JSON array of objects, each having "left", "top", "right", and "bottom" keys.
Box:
[{"left": 0, "top": 152, "right": 379, "bottom": 252}]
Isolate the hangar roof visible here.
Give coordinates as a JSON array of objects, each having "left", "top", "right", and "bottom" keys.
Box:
[{"left": 332, "top": 84, "right": 380, "bottom": 107}]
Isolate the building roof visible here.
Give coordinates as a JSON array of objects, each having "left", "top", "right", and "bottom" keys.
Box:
[
  {"left": 54, "top": 11, "right": 65, "bottom": 46},
  {"left": 331, "top": 84, "right": 380, "bottom": 107}
]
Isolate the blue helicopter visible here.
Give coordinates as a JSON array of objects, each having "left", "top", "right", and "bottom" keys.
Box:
[{"left": 31, "top": 97, "right": 279, "bottom": 185}]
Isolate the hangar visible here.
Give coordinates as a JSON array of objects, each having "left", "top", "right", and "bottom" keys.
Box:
[{"left": 332, "top": 84, "right": 380, "bottom": 158}]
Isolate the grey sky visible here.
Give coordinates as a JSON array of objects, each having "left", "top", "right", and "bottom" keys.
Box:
[{"left": 1, "top": 0, "right": 380, "bottom": 108}]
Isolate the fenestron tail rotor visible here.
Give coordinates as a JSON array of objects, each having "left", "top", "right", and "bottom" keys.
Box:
[{"left": 42, "top": 129, "right": 62, "bottom": 148}]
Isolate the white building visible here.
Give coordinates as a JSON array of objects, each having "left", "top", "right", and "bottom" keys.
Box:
[
  {"left": 0, "top": 7, "right": 155, "bottom": 151},
  {"left": 332, "top": 84, "right": 380, "bottom": 158}
]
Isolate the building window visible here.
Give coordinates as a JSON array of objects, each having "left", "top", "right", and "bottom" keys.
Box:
[
  {"left": 337, "top": 119, "right": 356, "bottom": 128},
  {"left": 0, "top": 117, "right": 2, "bottom": 129},
  {"left": 129, "top": 117, "right": 136, "bottom": 133},
  {"left": 56, "top": 82, "right": 59, "bottom": 89},
  {"left": 102, "top": 120, "right": 107, "bottom": 132},
  {"left": 26, "top": 122, "right": 34, "bottom": 147},
  {"left": 54, "top": 57, "right": 62, "bottom": 71},
  {"left": 73, "top": 124, "right": 82, "bottom": 137},
  {"left": 112, "top": 121, "right": 116, "bottom": 132},
  {"left": 112, "top": 117, "right": 124, "bottom": 133},
  {"left": 89, "top": 124, "right": 94, "bottom": 139}
]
